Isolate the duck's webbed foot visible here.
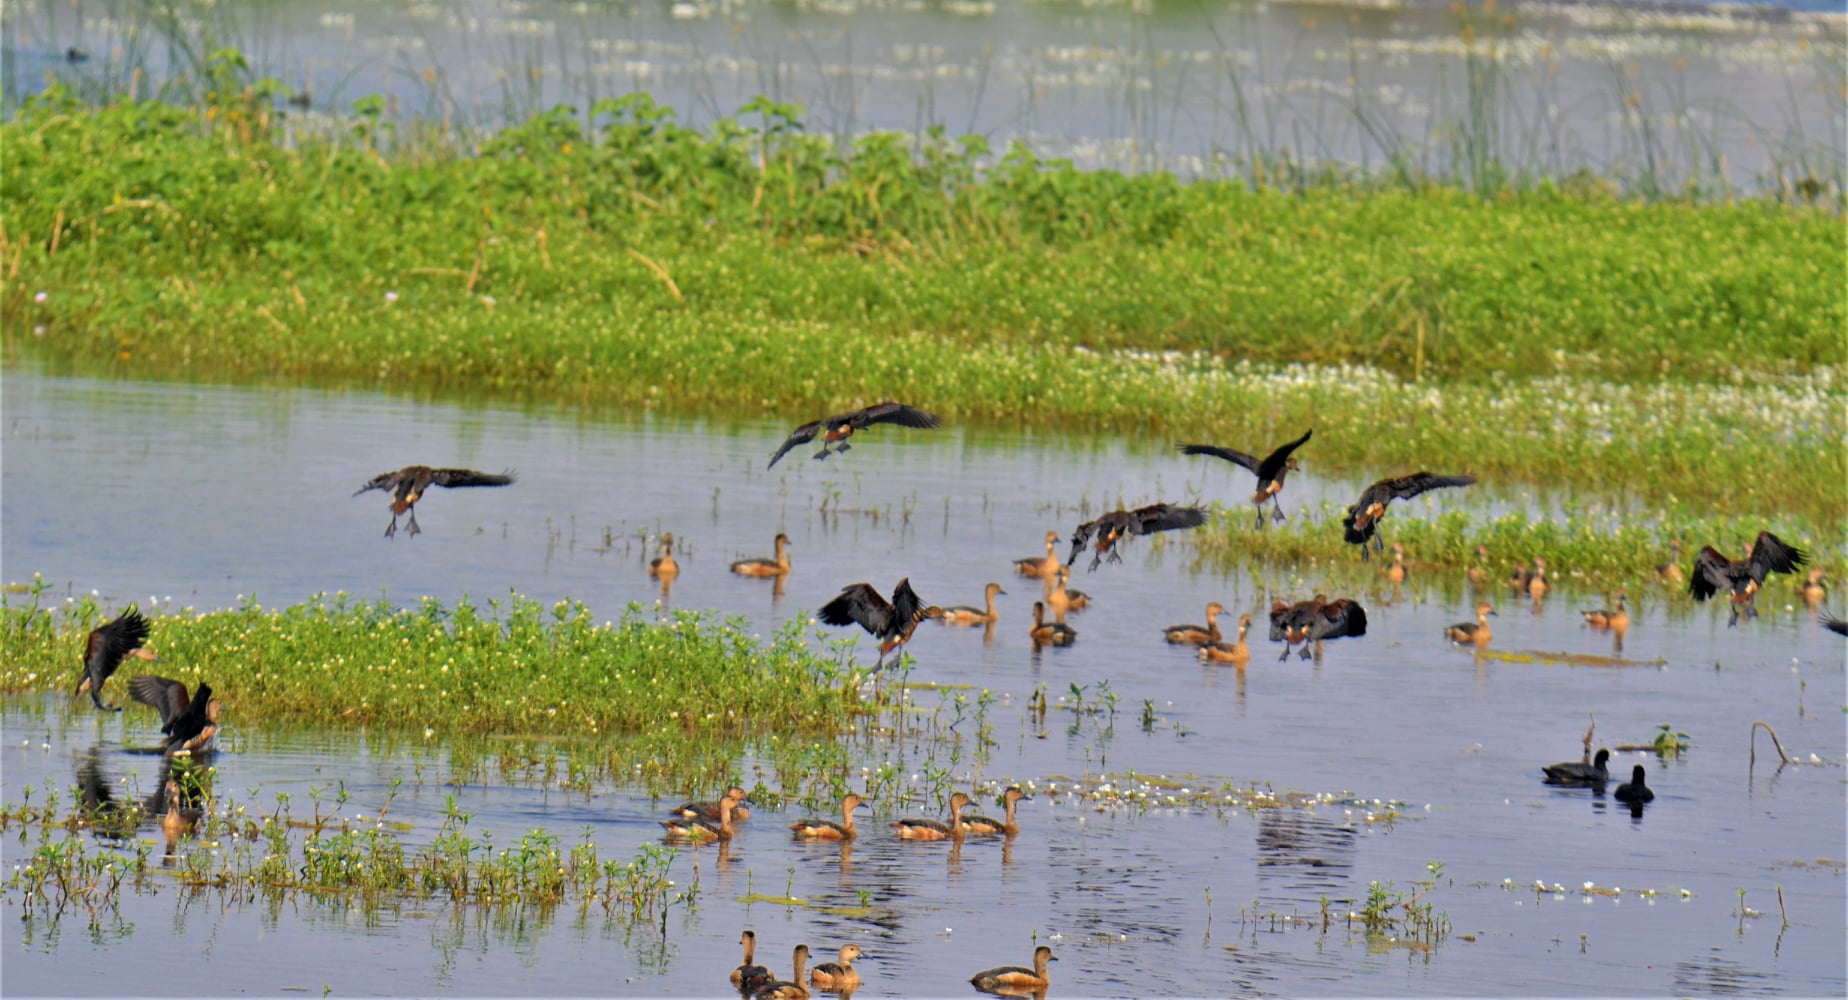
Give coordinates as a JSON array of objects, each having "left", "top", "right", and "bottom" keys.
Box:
[
  {"left": 1252, "top": 507, "right": 1266, "bottom": 531},
  {"left": 1277, "top": 644, "right": 1294, "bottom": 662},
  {"left": 406, "top": 511, "right": 422, "bottom": 537},
  {"left": 1271, "top": 503, "right": 1287, "bottom": 524}
]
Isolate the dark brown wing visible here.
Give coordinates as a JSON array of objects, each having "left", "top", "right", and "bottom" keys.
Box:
[
  {"left": 164, "top": 683, "right": 215, "bottom": 747},
  {"left": 1745, "top": 531, "right": 1805, "bottom": 583},
  {"left": 1320, "top": 599, "right": 1368, "bottom": 638},
  {"left": 1688, "top": 546, "right": 1733, "bottom": 602},
  {"left": 766, "top": 419, "right": 825, "bottom": 468},
  {"left": 1820, "top": 610, "right": 1848, "bottom": 636},
  {"left": 888, "top": 578, "right": 930, "bottom": 637},
  {"left": 818, "top": 583, "right": 894, "bottom": 637},
  {"left": 1384, "top": 472, "right": 1476, "bottom": 500},
  {"left": 428, "top": 468, "right": 517, "bottom": 489},
  {"left": 1177, "top": 444, "right": 1260, "bottom": 474},
  {"left": 352, "top": 469, "right": 405, "bottom": 496},
  {"left": 1067, "top": 517, "right": 1102, "bottom": 565},
  {"left": 1256, "top": 429, "right": 1314, "bottom": 480},
  {"left": 129, "top": 674, "right": 190, "bottom": 730},
  {"left": 87, "top": 609, "right": 151, "bottom": 685},
  {"left": 1128, "top": 503, "right": 1208, "bottom": 535},
  {"left": 853, "top": 402, "right": 940, "bottom": 431}
]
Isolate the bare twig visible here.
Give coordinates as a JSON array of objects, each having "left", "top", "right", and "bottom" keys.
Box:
[{"left": 1750, "top": 720, "right": 1791, "bottom": 768}]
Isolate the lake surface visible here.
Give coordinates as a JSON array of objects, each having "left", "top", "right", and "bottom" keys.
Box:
[
  {"left": 3, "top": 369, "right": 1844, "bottom": 996},
  {"left": 3, "top": 0, "right": 1843, "bottom": 189}
]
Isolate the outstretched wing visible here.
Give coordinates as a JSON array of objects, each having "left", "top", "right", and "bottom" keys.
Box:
[
  {"left": 1128, "top": 503, "right": 1207, "bottom": 536},
  {"left": 353, "top": 470, "right": 400, "bottom": 496},
  {"left": 1322, "top": 598, "right": 1368, "bottom": 638},
  {"left": 1385, "top": 472, "right": 1476, "bottom": 500},
  {"left": 888, "top": 578, "right": 928, "bottom": 633},
  {"left": 766, "top": 419, "right": 825, "bottom": 468},
  {"left": 818, "top": 583, "right": 893, "bottom": 637},
  {"left": 1067, "top": 518, "right": 1101, "bottom": 565},
  {"left": 1687, "top": 546, "right": 1733, "bottom": 602},
  {"left": 87, "top": 608, "right": 152, "bottom": 683},
  {"left": 128, "top": 674, "right": 190, "bottom": 731},
  {"left": 1821, "top": 610, "right": 1848, "bottom": 636},
  {"left": 429, "top": 468, "right": 517, "bottom": 489},
  {"left": 1745, "top": 531, "right": 1805, "bottom": 582},
  {"left": 855, "top": 402, "right": 940, "bottom": 431},
  {"left": 1257, "top": 429, "right": 1314, "bottom": 480},
  {"left": 1176, "top": 444, "right": 1260, "bottom": 474}
]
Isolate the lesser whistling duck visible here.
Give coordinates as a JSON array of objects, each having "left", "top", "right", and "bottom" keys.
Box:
[
  {"left": 1386, "top": 542, "right": 1409, "bottom": 585},
  {"left": 1580, "top": 591, "right": 1629, "bottom": 630},
  {"left": 158, "top": 777, "right": 200, "bottom": 850},
  {"left": 731, "top": 930, "right": 771, "bottom": 993},
  {"left": 790, "top": 793, "right": 867, "bottom": 840},
  {"left": 1029, "top": 601, "right": 1077, "bottom": 646},
  {"left": 75, "top": 607, "right": 158, "bottom": 711},
  {"left": 1046, "top": 566, "right": 1090, "bottom": 616},
  {"left": 752, "top": 944, "right": 812, "bottom": 1000},
  {"left": 808, "top": 944, "right": 863, "bottom": 990},
  {"left": 941, "top": 583, "right": 1006, "bottom": 626},
  {"left": 1177, "top": 428, "right": 1313, "bottom": 529},
  {"left": 1542, "top": 748, "right": 1611, "bottom": 786},
  {"left": 766, "top": 401, "right": 940, "bottom": 468},
  {"left": 1613, "top": 765, "right": 1654, "bottom": 803},
  {"left": 1014, "top": 531, "right": 1062, "bottom": 579},
  {"left": 353, "top": 465, "right": 516, "bottom": 538},
  {"left": 1821, "top": 609, "right": 1848, "bottom": 636},
  {"left": 893, "top": 791, "right": 970, "bottom": 840},
  {"left": 1799, "top": 568, "right": 1828, "bottom": 607},
  {"left": 1341, "top": 472, "right": 1475, "bottom": 560},
  {"left": 648, "top": 532, "right": 679, "bottom": 579},
  {"left": 659, "top": 790, "right": 740, "bottom": 841},
  {"left": 127, "top": 675, "right": 220, "bottom": 755},
  {"left": 818, "top": 578, "right": 944, "bottom": 667},
  {"left": 1526, "top": 557, "right": 1550, "bottom": 600},
  {"left": 1444, "top": 602, "right": 1497, "bottom": 646},
  {"left": 1163, "top": 602, "right": 1226, "bottom": 646},
  {"left": 1654, "top": 540, "right": 1684, "bottom": 584},
  {"left": 1467, "top": 545, "right": 1491, "bottom": 587},
  {"left": 1068, "top": 502, "right": 1208, "bottom": 571},
  {"left": 970, "top": 945, "right": 1055, "bottom": 991},
  {"left": 1291, "top": 597, "right": 1368, "bottom": 660},
  {"left": 1199, "top": 614, "right": 1253, "bottom": 665},
  {"left": 1689, "top": 531, "right": 1807, "bottom": 626},
  {"left": 732, "top": 532, "right": 792, "bottom": 577},
  {"left": 962, "top": 786, "right": 1030, "bottom": 837},
  {"left": 671, "top": 786, "right": 750, "bottom": 824}
]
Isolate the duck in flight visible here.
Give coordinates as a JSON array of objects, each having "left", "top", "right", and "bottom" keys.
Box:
[
  {"left": 75, "top": 607, "right": 158, "bottom": 712},
  {"left": 353, "top": 465, "right": 516, "bottom": 538},
  {"left": 817, "top": 578, "right": 945, "bottom": 667},
  {"left": 1067, "top": 503, "right": 1207, "bottom": 571},
  {"left": 765, "top": 401, "right": 940, "bottom": 468},
  {"left": 1177, "top": 428, "right": 1312, "bottom": 529},
  {"left": 1341, "top": 472, "right": 1475, "bottom": 560}
]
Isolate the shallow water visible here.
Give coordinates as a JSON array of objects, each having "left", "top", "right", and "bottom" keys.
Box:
[{"left": 2, "top": 370, "right": 1844, "bottom": 996}]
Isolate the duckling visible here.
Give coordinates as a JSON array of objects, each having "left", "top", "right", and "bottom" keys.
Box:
[
  {"left": 808, "top": 944, "right": 863, "bottom": 990},
  {"left": 969, "top": 945, "right": 1055, "bottom": 991},
  {"left": 730, "top": 930, "right": 771, "bottom": 992},
  {"left": 1385, "top": 542, "right": 1409, "bottom": 585},
  {"left": 962, "top": 787, "right": 1030, "bottom": 837},
  {"left": 1163, "top": 601, "right": 1225, "bottom": 646},
  {"left": 731, "top": 532, "right": 792, "bottom": 577},
  {"left": 1199, "top": 614, "right": 1253, "bottom": 665},
  {"left": 1029, "top": 602, "right": 1077, "bottom": 646},
  {"left": 1444, "top": 602, "right": 1497, "bottom": 645},
  {"left": 1013, "top": 531, "right": 1061, "bottom": 579},
  {"left": 670, "top": 786, "right": 750, "bottom": 824},
  {"left": 1466, "top": 545, "right": 1490, "bottom": 587},
  {"left": 659, "top": 791, "right": 739, "bottom": 841},
  {"left": 1654, "top": 540, "right": 1684, "bottom": 584},
  {"left": 1799, "top": 568, "right": 1828, "bottom": 608},
  {"left": 648, "top": 532, "right": 679, "bottom": 579},
  {"left": 941, "top": 583, "right": 1006, "bottom": 626},
  {"left": 893, "top": 791, "right": 970, "bottom": 840},
  {"left": 753, "top": 944, "right": 812, "bottom": 1000},
  {"left": 1613, "top": 765, "right": 1654, "bottom": 803},
  {"left": 1046, "top": 566, "right": 1090, "bottom": 615},
  {"left": 1542, "top": 748, "right": 1611, "bottom": 786},
  {"left": 790, "top": 793, "right": 867, "bottom": 840},
  {"left": 74, "top": 606, "right": 158, "bottom": 712},
  {"left": 1580, "top": 591, "right": 1629, "bottom": 630},
  {"left": 1526, "top": 557, "right": 1550, "bottom": 600}
]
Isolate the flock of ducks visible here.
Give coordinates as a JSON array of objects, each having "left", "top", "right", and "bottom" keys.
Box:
[{"left": 729, "top": 932, "right": 1054, "bottom": 999}]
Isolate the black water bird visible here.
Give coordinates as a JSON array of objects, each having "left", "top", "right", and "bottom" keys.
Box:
[
  {"left": 1689, "top": 531, "right": 1806, "bottom": 626},
  {"left": 1341, "top": 472, "right": 1475, "bottom": 560},
  {"left": 1542, "top": 748, "right": 1611, "bottom": 786},
  {"left": 1177, "top": 428, "right": 1313, "bottom": 529},
  {"left": 75, "top": 607, "right": 158, "bottom": 711},
  {"left": 1613, "top": 764, "right": 1654, "bottom": 803},
  {"left": 1067, "top": 502, "right": 1207, "bottom": 571},
  {"left": 353, "top": 465, "right": 517, "bottom": 538},
  {"left": 817, "top": 578, "right": 944, "bottom": 667},
  {"left": 766, "top": 401, "right": 940, "bottom": 468}
]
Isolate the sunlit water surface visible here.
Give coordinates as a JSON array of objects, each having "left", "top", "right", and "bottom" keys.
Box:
[{"left": 2, "top": 370, "right": 1844, "bottom": 996}]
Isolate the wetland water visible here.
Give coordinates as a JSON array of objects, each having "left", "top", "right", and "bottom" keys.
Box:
[{"left": 3, "top": 369, "right": 1845, "bottom": 996}]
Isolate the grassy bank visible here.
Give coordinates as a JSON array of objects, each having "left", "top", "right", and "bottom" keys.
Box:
[{"left": 2, "top": 89, "right": 1843, "bottom": 533}]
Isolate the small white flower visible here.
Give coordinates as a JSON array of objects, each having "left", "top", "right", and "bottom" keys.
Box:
[
  {"left": 385, "top": 291, "right": 399, "bottom": 303},
  {"left": 34, "top": 291, "right": 47, "bottom": 303}
]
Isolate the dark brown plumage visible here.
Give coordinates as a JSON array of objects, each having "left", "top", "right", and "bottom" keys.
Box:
[
  {"left": 128, "top": 675, "right": 220, "bottom": 755},
  {"left": 1342, "top": 472, "right": 1475, "bottom": 560},
  {"left": 970, "top": 945, "right": 1055, "bottom": 991},
  {"left": 1270, "top": 595, "right": 1368, "bottom": 660},
  {"left": 1067, "top": 502, "right": 1207, "bottom": 571},
  {"left": 1542, "top": 748, "right": 1611, "bottom": 786},
  {"left": 1821, "top": 610, "right": 1848, "bottom": 636},
  {"left": 75, "top": 607, "right": 157, "bottom": 711},
  {"left": 1688, "top": 531, "right": 1806, "bottom": 626},
  {"left": 670, "top": 787, "right": 750, "bottom": 824},
  {"left": 730, "top": 930, "right": 770, "bottom": 993},
  {"left": 817, "top": 578, "right": 944, "bottom": 667},
  {"left": 353, "top": 465, "right": 517, "bottom": 538},
  {"left": 765, "top": 401, "right": 940, "bottom": 468},
  {"left": 1178, "top": 428, "right": 1312, "bottom": 529},
  {"left": 790, "top": 793, "right": 867, "bottom": 840}
]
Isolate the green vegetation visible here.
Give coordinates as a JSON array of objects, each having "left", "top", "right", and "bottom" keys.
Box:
[{"left": 2, "top": 82, "right": 1842, "bottom": 535}]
